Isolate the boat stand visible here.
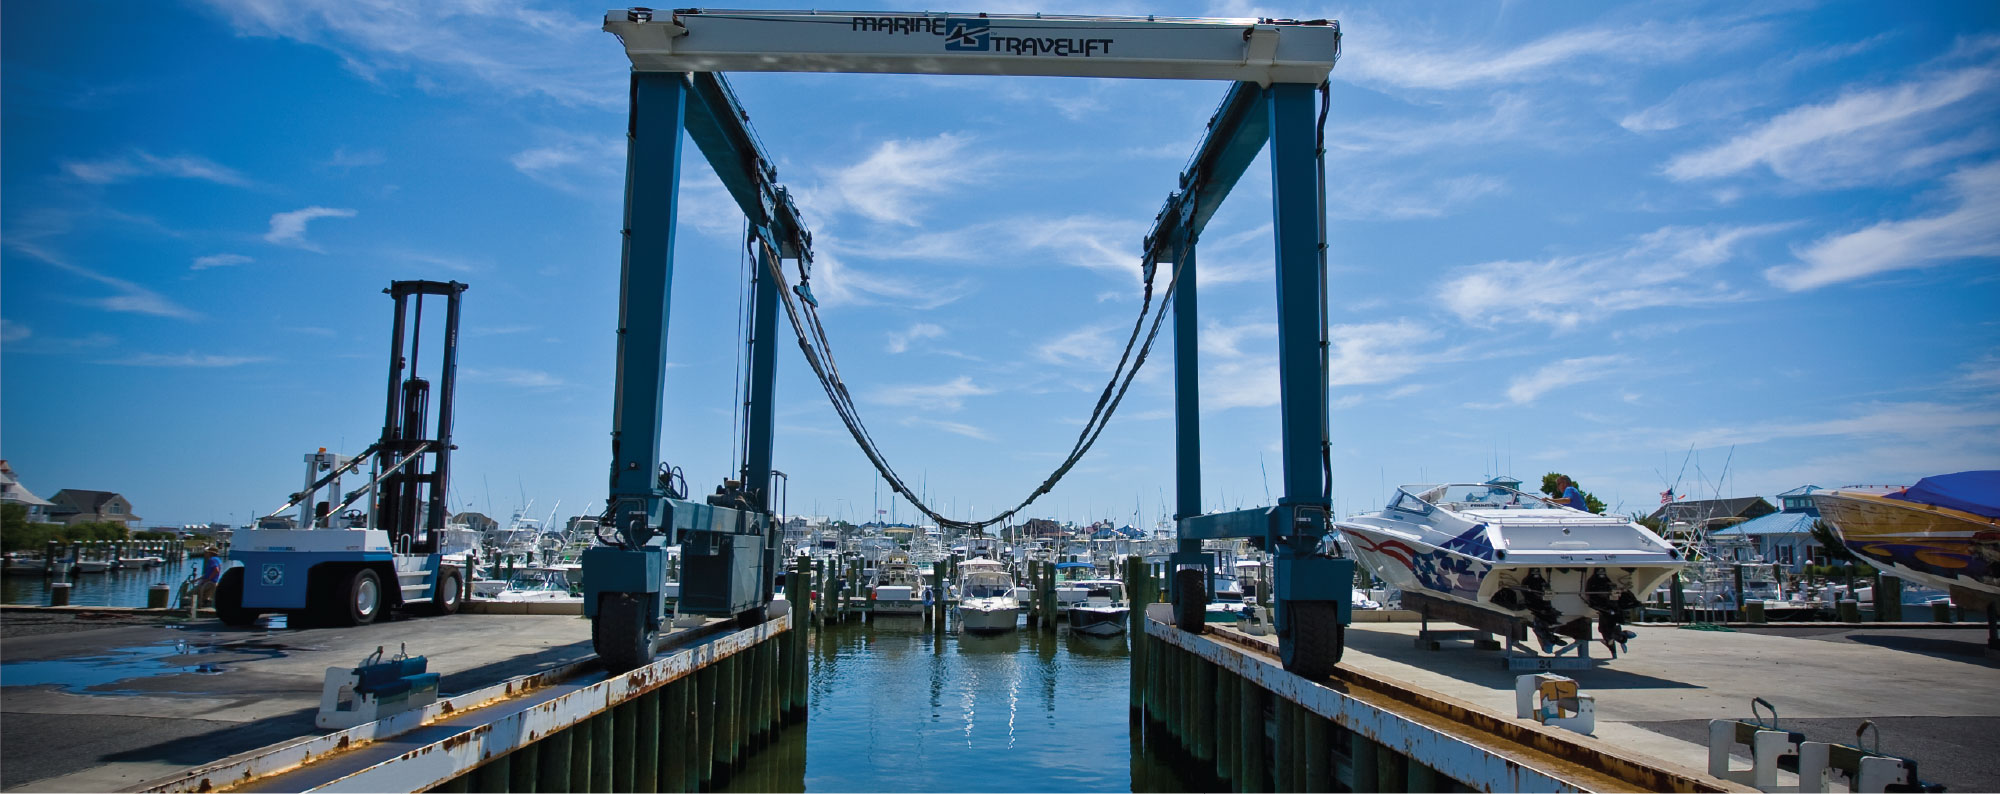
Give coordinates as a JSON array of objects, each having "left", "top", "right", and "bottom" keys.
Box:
[{"left": 1403, "top": 591, "right": 1607, "bottom": 671}]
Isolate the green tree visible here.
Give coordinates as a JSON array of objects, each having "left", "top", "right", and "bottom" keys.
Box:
[
  {"left": 1809, "top": 518, "right": 1867, "bottom": 566},
  {"left": 1539, "top": 471, "right": 1607, "bottom": 514}
]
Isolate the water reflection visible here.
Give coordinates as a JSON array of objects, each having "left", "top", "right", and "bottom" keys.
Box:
[
  {"left": 720, "top": 619, "right": 1203, "bottom": 793},
  {"left": 2, "top": 559, "right": 200, "bottom": 607}
]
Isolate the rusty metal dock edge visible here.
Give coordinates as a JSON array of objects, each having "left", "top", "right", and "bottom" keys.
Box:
[
  {"left": 135, "top": 612, "right": 789, "bottom": 793},
  {"left": 1144, "top": 610, "right": 1748, "bottom": 794}
]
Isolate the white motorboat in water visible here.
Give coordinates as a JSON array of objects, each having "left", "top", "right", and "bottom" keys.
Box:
[
  {"left": 956, "top": 558, "right": 1021, "bottom": 633},
  {"left": 1065, "top": 579, "right": 1130, "bottom": 636},
  {"left": 870, "top": 555, "right": 927, "bottom": 615},
  {"left": 1338, "top": 483, "right": 1684, "bottom": 653}
]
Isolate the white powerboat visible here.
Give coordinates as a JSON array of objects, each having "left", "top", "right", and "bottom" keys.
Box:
[
  {"left": 1338, "top": 483, "right": 1684, "bottom": 653},
  {"left": 1065, "top": 579, "right": 1129, "bottom": 636},
  {"left": 869, "top": 555, "right": 926, "bottom": 615},
  {"left": 955, "top": 557, "right": 1021, "bottom": 633}
]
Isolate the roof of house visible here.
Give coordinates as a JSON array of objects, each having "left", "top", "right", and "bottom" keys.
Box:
[
  {"left": 1650, "top": 496, "right": 1775, "bottom": 522},
  {"left": 1710, "top": 510, "right": 1819, "bottom": 537},
  {"left": 1775, "top": 485, "right": 1822, "bottom": 498},
  {"left": 50, "top": 489, "right": 128, "bottom": 514},
  {"left": 0, "top": 461, "right": 54, "bottom": 507}
]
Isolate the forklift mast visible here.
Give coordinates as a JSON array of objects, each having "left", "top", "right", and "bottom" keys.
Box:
[{"left": 376, "top": 280, "right": 466, "bottom": 554}]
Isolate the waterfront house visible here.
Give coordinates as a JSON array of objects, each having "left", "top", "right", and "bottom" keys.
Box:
[
  {"left": 1709, "top": 486, "right": 1823, "bottom": 573},
  {"left": 1649, "top": 495, "right": 1776, "bottom": 530},
  {"left": 47, "top": 489, "right": 141, "bottom": 528},
  {"left": 0, "top": 461, "right": 56, "bottom": 523}
]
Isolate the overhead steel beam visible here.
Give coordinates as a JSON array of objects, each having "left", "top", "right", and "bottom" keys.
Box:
[
  {"left": 605, "top": 9, "right": 1340, "bottom": 85},
  {"left": 681, "top": 73, "right": 812, "bottom": 258},
  {"left": 1143, "top": 82, "right": 1271, "bottom": 261}
]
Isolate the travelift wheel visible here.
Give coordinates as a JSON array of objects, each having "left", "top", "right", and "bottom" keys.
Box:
[
  {"left": 214, "top": 567, "right": 257, "bottom": 627},
  {"left": 1173, "top": 568, "right": 1207, "bottom": 632},
  {"left": 595, "top": 592, "right": 657, "bottom": 673},
  {"left": 428, "top": 569, "right": 462, "bottom": 616},
  {"left": 334, "top": 568, "right": 383, "bottom": 626},
  {"left": 1279, "top": 600, "right": 1344, "bottom": 680}
]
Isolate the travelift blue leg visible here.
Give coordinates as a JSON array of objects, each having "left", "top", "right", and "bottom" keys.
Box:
[
  {"left": 1170, "top": 236, "right": 1206, "bottom": 605},
  {"left": 608, "top": 72, "right": 688, "bottom": 544},
  {"left": 1266, "top": 82, "right": 1342, "bottom": 650},
  {"left": 743, "top": 238, "right": 780, "bottom": 502}
]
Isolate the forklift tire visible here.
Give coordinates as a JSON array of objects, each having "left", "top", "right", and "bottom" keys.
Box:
[
  {"left": 594, "top": 592, "right": 656, "bottom": 674},
  {"left": 735, "top": 606, "right": 768, "bottom": 628},
  {"left": 426, "top": 569, "right": 462, "bottom": 616},
  {"left": 1279, "top": 600, "right": 1345, "bottom": 680},
  {"left": 332, "top": 567, "right": 383, "bottom": 626},
  {"left": 214, "top": 567, "right": 258, "bottom": 627},
  {"left": 1173, "top": 568, "right": 1207, "bottom": 633}
]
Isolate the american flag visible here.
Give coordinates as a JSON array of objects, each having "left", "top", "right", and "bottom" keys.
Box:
[{"left": 1659, "top": 487, "right": 1674, "bottom": 505}]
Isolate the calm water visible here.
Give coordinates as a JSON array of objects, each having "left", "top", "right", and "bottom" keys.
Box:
[
  {"left": 1, "top": 559, "right": 199, "bottom": 607},
  {"left": 721, "top": 616, "right": 1212, "bottom": 793}
]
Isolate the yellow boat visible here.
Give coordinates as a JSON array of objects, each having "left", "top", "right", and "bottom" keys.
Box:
[{"left": 1812, "top": 471, "right": 2000, "bottom": 612}]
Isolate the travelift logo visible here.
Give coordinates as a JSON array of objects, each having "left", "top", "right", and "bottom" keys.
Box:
[{"left": 944, "top": 18, "right": 990, "bottom": 51}]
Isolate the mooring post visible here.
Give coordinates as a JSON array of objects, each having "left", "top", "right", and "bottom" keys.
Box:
[
  {"left": 1126, "top": 556, "right": 1145, "bottom": 719},
  {"left": 473, "top": 753, "right": 511, "bottom": 794},
  {"left": 635, "top": 689, "right": 660, "bottom": 791},
  {"left": 539, "top": 727, "right": 572, "bottom": 792}
]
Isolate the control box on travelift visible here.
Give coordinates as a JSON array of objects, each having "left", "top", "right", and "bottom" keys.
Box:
[{"left": 220, "top": 281, "right": 470, "bottom": 628}]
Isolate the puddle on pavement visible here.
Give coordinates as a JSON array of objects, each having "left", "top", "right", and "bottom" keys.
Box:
[{"left": 0, "top": 635, "right": 290, "bottom": 694}]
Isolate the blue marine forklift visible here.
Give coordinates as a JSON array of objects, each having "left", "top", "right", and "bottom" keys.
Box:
[{"left": 217, "top": 281, "right": 469, "bottom": 627}]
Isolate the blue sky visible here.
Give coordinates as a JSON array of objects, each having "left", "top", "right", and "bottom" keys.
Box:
[{"left": 3, "top": 1, "right": 1997, "bottom": 529}]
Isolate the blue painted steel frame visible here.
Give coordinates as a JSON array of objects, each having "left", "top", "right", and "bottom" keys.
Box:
[{"left": 1158, "top": 80, "right": 1352, "bottom": 646}]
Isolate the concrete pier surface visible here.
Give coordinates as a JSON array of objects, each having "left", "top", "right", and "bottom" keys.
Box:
[
  {"left": 0, "top": 611, "right": 595, "bottom": 792},
  {"left": 1332, "top": 621, "right": 1999, "bottom": 792}
]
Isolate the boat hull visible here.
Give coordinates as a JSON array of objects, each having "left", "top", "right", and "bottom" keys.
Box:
[
  {"left": 1067, "top": 605, "right": 1128, "bottom": 635},
  {"left": 1815, "top": 489, "right": 2000, "bottom": 608},
  {"left": 1340, "top": 523, "right": 1680, "bottom": 627},
  {"left": 957, "top": 600, "right": 1021, "bottom": 632}
]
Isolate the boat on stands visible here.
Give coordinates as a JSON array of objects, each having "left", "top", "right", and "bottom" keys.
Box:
[
  {"left": 1065, "top": 578, "right": 1130, "bottom": 636},
  {"left": 1338, "top": 482, "right": 1684, "bottom": 654},
  {"left": 1813, "top": 471, "right": 2000, "bottom": 612},
  {"left": 956, "top": 557, "right": 1021, "bottom": 633}
]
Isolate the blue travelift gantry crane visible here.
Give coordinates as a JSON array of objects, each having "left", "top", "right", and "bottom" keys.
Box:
[{"left": 585, "top": 8, "right": 1353, "bottom": 678}]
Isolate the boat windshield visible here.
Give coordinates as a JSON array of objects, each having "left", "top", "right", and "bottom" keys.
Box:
[
  {"left": 963, "top": 572, "right": 1014, "bottom": 598},
  {"left": 1409, "top": 484, "right": 1554, "bottom": 510}
]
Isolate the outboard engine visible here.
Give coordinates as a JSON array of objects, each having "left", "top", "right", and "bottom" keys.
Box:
[
  {"left": 1584, "top": 568, "right": 1642, "bottom": 654},
  {"left": 1515, "top": 568, "right": 1569, "bottom": 652}
]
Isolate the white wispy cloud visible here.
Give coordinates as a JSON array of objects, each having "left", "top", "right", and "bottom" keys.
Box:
[
  {"left": 812, "top": 134, "right": 992, "bottom": 226},
  {"left": 871, "top": 375, "right": 994, "bottom": 412},
  {"left": 1327, "top": 320, "right": 1449, "bottom": 386},
  {"left": 1663, "top": 65, "right": 1998, "bottom": 186},
  {"left": 102, "top": 352, "right": 269, "bottom": 367},
  {"left": 1342, "top": 20, "right": 1731, "bottom": 92},
  {"left": 1619, "top": 35, "right": 1890, "bottom": 134},
  {"left": 4, "top": 238, "right": 201, "bottom": 320},
  {"left": 1, "top": 319, "right": 31, "bottom": 344},
  {"left": 902, "top": 416, "right": 993, "bottom": 441},
  {"left": 199, "top": 0, "right": 623, "bottom": 109},
  {"left": 324, "top": 146, "right": 386, "bottom": 170},
  {"left": 61, "top": 150, "right": 252, "bottom": 187},
  {"left": 1503, "top": 355, "right": 1625, "bottom": 404},
  {"left": 1633, "top": 401, "right": 2000, "bottom": 451},
  {"left": 886, "top": 322, "right": 945, "bottom": 354},
  {"left": 1438, "top": 224, "right": 1787, "bottom": 329},
  {"left": 462, "top": 367, "right": 565, "bottom": 389},
  {"left": 1037, "top": 322, "right": 1122, "bottom": 368},
  {"left": 264, "top": 206, "right": 357, "bottom": 252},
  {"left": 192, "top": 253, "right": 252, "bottom": 271},
  {"left": 510, "top": 134, "right": 623, "bottom": 193},
  {"left": 1766, "top": 160, "right": 2000, "bottom": 290}
]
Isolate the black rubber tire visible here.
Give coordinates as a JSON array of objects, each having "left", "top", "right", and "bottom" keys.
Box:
[
  {"left": 736, "top": 605, "right": 768, "bottom": 628},
  {"left": 332, "top": 567, "right": 383, "bottom": 626},
  {"left": 214, "top": 567, "right": 258, "bottom": 627},
  {"left": 594, "top": 592, "right": 656, "bottom": 673},
  {"left": 427, "top": 569, "right": 462, "bottom": 616},
  {"left": 1173, "top": 568, "right": 1207, "bottom": 633},
  {"left": 1280, "top": 600, "right": 1345, "bottom": 680}
]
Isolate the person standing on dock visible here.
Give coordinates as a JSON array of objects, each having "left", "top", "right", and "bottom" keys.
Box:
[{"left": 195, "top": 547, "right": 223, "bottom": 610}]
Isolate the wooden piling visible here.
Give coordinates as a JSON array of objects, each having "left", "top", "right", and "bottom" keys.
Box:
[
  {"left": 1275, "top": 699, "right": 1296, "bottom": 793},
  {"left": 567, "top": 720, "right": 591, "bottom": 793},
  {"left": 694, "top": 667, "right": 716, "bottom": 786},
  {"left": 589, "top": 711, "right": 613, "bottom": 792},
  {"left": 511, "top": 739, "right": 540, "bottom": 794},
  {"left": 1192, "top": 653, "right": 1215, "bottom": 765},
  {"left": 610, "top": 702, "right": 636, "bottom": 792},
  {"left": 1375, "top": 741, "right": 1407, "bottom": 793},
  {"left": 714, "top": 654, "right": 737, "bottom": 777},
  {"left": 1303, "top": 713, "right": 1332, "bottom": 792},
  {"left": 635, "top": 689, "right": 660, "bottom": 792},
  {"left": 1216, "top": 669, "right": 1237, "bottom": 786},
  {"left": 433, "top": 771, "right": 470, "bottom": 792},
  {"left": 1407, "top": 758, "right": 1439, "bottom": 793},
  {"left": 538, "top": 727, "right": 571, "bottom": 792},
  {"left": 662, "top": 678, "right": 688, "bottom": 793},
  {"left": 472, "top": 753, "right": 510, "bottom": 793},
  {"left": 1240, "top": 680, "right": 1270, "bottom": 792}
]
